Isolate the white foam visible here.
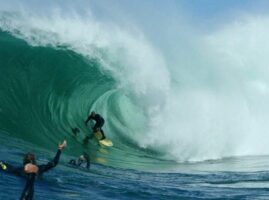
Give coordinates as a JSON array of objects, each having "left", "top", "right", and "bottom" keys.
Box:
[{"left": 142, "top": 15, "right": 269, "bottom": 162}]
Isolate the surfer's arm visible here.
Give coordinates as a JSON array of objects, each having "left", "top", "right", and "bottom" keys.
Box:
[
  {"left": 38, "top": 150, "right": 61, "bottom": 173},
  {"left": 0, "top": 161, "right": 24, "bottom": 176},
  {"left": 38, "top": 140, "right": 66, "bottom": 174},
  {"left": 85, "top": 115, "right": 93, "bottom": 125}
]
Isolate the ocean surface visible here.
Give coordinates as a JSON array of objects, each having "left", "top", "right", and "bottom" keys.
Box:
[{"left": 1, "top": 2, "right": 269, "bottom": 199}]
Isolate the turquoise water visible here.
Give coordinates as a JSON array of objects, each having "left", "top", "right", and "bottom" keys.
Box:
[
  {"left": 0, "top": 30, "right": 174, "bottom": 170},
  {"left": 1, "top": 3, "right": 269, "bottom": 199}
]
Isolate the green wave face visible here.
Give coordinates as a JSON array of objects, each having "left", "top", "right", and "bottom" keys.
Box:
[
  {"left": 0, "top": 31, "right": 110, "bottom": 145},
  {"left": 0, "top": 30, "right": 173, "bottom": 170}
]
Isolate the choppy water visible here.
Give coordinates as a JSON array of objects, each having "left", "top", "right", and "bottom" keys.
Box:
[{"left": 2, "top": 132, "right": 269, "bottom": 199}]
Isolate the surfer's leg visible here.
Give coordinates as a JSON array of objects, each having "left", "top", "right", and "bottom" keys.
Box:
[
  {"left": 100, "top": 129, "right": 106, "bottom": 140},
  {"left": 92, "top": 123, "right": 99, "bottom": 132},
  {"left": 93, "top": 120, "right": 104, "bottom": 132}
]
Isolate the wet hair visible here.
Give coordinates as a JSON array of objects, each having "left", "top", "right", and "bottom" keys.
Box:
[
  {"left": 82, "top": 152, "right": 90, "bottom": 161},
  {"left": 23, "top": 152, "right": 36, "bottom": 166}
]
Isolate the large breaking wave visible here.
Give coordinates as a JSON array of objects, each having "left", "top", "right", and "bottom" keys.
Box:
[{"left": 1, "top": 2, "right": 269, "bottom": 167}]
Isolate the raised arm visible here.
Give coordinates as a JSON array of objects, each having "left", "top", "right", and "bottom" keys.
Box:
[{"left": 38, "top": 140, "right": 67, "bottom": 174}]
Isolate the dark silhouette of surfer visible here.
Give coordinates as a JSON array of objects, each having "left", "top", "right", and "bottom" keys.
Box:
[
  {"left": 85, "top": 111, "right": 106, "bottom": 140},
  {"left": 68, "top": 152, "right": 90, "bottom": 169},
  {"left": 0, "top": 140, "right": 67, "bottom": 200}
]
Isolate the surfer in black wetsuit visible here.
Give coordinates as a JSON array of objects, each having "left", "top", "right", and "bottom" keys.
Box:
[
  {"left": 85, "top": 111, "right": 106, "bottom": 140},
  {"left": 69, "top": 152, "right": 90, "bottom": 169},
  {"left": 0, "top": 140, "right": 67, "bottom": 200}
]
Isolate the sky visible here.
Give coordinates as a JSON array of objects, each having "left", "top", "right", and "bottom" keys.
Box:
[
  {"left": 2, "top": 0, "right": 269, "bottom": 20},
  {"left": 1, "top": 0, "right": 269, "bottom": 65},
  {"left": 1, "top": 0, "right": 269, "bottom": 28}
]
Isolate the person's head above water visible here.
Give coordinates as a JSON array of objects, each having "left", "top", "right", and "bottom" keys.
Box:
[
  {"left": 22, "top": 140, "right": 67, "bottom": 167},
  {"left": 22, "top": 140, "right": 67, "bottom": 174},
  {"left": 83, "top": 152, "right": 90, "bottom": 161},
  {"left": 78, "top": 152, "right": 90, "bottom": 162},
  {"left": 23, "top": 152, "right": 36, "bottom": 166},
  {"left": 90, "top": 111, "right": 96, "bottom": 117}
]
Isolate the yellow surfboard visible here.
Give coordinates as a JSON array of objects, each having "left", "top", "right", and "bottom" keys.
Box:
[{"left": 94, "top": 131, "right": 113, "bottom": 147}]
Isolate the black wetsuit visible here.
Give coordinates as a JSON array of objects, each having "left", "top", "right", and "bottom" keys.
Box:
[
  {"left": 20, "top": 173, "right": 36, "bottom": 200},
  {"left": 0, "top": 149, "right": 62, "bottom": 200},
  {"left": 86, "top": 114, "right": 105, "bottom": 131},
  {"left": 85, "top": 114, "right": 106, "bottom": 139}
]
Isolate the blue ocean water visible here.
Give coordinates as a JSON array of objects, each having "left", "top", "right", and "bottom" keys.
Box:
[
  {"left": 1, "top": 1, "right": 269, "bottom": 199},
  {"left": 2, "top": 132, "right": 269, "bottom": 200}
]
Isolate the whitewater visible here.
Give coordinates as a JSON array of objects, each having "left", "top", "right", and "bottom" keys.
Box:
[{"left": 1, "top": 0, "right": 269, "bottom": 199}]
